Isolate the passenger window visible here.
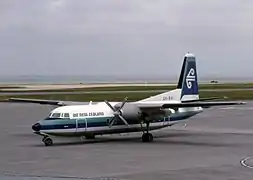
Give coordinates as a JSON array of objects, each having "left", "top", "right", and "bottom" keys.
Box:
[{"left": 64, "top": 113, "right": 70, "bottom": 118}]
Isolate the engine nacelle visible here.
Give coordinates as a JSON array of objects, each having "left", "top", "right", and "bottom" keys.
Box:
[
  {"left": 114, "top": 103, "right": 176, "bottom": 121},
  {"left": 119, "top": 103, "right": 142, "bottom": 120}
]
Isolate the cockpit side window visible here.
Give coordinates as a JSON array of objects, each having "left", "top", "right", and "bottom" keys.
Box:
[
  {"left": 44, "top": 112, "right": 71, "bottom": 120},
  {"left": 44, "top": 112, "right": 61, "bottom": 120},
  {"left": 51, "top": 113, "right": 61, "bottom": 118}
]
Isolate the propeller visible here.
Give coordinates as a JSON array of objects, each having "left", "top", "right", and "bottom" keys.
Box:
[{"left": 104, "top": 97, "right": 129, "bottom": 127}]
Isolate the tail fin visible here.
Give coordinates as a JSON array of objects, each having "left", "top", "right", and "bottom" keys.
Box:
[
  {"left": 138, "top": 52, "right": 199, "bottom": 102},
  {"left": 177, "top": 53, "right": 199, "bottom": 101}
]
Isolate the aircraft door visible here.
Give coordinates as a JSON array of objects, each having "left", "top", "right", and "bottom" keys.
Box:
[
  {"left": 75, "top": 119, "right": 78, "bottom": 132},
  {"left": 163, "top": 116, "right": 170, "bottom": 126},
  {"left": 75, "top": 118, "right": 87, "bottom": 132}
]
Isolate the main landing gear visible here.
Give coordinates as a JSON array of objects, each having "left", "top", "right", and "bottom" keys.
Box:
[
  {"left": 85, "top": 134, "right": 95, "bottom": 139},
  {"left": 141, "top": 121, "right": 153, "bottom": 142},
  {"left": 42, "top": 136, "right": 53, "bottom": 146},
  {"left": 142, "top": 133, "right": 153, "bottom": 142}
]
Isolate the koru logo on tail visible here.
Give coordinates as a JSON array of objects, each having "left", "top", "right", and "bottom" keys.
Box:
[{"left": 186, "top": 68, "right": 195, "bottom": 89}]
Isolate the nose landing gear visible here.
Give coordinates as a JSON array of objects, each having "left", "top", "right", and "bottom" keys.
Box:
[{"left": 42, "top": 136, "right": 53, "bottom": 146}]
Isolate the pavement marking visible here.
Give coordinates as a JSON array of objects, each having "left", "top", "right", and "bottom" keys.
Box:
[
  {"left": 220, "top": 107, "right": 253, "bottom": 110},
  {"left": 3, "top": 172, "right": 92, "bottom": 179},
  {"left": 240, "top": 157, "right": 253, "bottom": 169}
]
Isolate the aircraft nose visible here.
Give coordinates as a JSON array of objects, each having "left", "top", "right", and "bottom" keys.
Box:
[{"left": 32, "top": 123, "right": 41, "bottom": 131}]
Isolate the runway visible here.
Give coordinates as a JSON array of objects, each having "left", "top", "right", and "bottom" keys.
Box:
[
  {"left": 0, "top": 102, "right": 253, "bottom": 179},
  {"left": 1, "top": 88, "right": 253, "bottom": 96}
]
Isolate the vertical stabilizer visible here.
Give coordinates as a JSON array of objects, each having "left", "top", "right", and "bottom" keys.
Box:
[{"left": 178, "top": 53, "right": 199, "bottom": 101}]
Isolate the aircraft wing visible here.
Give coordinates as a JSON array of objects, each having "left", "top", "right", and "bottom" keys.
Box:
[
  {"left": 6, "top": 98, "right": 246, "bottom": 109},
  {"left": 6, "top": 98, "right": 88, "bottom": 106},
  {"left": 6, "top": 98, "right": 66, "bottom": 106},
  {"left": 137, "top": 101, "right": 246, "bottom": 110}
]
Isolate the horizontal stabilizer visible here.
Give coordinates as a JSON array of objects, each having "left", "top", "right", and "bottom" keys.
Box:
[{"left": 182, "top": 96, "right": 228, "bottom": 103}]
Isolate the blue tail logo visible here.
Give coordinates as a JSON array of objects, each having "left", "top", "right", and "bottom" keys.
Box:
[{"left": 186, "top": 68, "right": 196, "bottom": 89}]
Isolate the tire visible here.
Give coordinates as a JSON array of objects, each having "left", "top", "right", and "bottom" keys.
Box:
[
  {"left": 44, "top": 137, "right": 53, "bottom": 146},
  {"left": 142, "top": 133, "right": 153, "bottom": 142}
]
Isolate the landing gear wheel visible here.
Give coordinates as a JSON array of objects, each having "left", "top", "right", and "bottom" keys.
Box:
[
  {"left": 141, "top": 120, "right": 153, "bottom": 142},
  {"left": 42, "top": 137, "right": 53, "bottom": 146},
  {"left": 142, "top": 133, "right": 153, "bottom": 142}
]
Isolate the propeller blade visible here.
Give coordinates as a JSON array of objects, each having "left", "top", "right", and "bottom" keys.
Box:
[
  {"left": 104, "top": 100, "right": 116, "bottom": 111},
  {"left": 116, "top": 97, "right": 128, "bottom": 111},
  {"left": 118, "top": 101, "right": 126, "bottom": 111},
  {"left": 106, "top": 97, "right": 129, "bottom": 128},
  {"left": 109, "top": 117, "right": 116, "bottom": 128},
  {"left": 118, "top": 115, "right": 129, "bottom": 126}
]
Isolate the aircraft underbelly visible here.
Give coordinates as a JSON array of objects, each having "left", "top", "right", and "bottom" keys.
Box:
[{"left": 86, "top": 121, "right": 167, "bottom": 134}]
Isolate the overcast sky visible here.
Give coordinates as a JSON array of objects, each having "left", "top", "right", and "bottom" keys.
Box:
[{"left": 0, "top": 0, "right": 253, "bottom": 79}]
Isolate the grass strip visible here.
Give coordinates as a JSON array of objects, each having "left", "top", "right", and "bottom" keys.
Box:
[{"left": 0, "top": 90, "right": 252, "bottom": 101}]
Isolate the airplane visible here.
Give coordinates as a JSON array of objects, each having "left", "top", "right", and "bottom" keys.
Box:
[{"left": 7, "top": 53, "right": 245, "bottom": 146}]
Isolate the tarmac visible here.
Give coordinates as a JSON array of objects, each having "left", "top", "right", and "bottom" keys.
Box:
[{"left": 0, "top": 102, "right": 253, "bottom": 179}]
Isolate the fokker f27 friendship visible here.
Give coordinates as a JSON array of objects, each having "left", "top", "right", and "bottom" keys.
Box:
[{"left": 8, "top": 53, "right": 245, "bottom": 146}]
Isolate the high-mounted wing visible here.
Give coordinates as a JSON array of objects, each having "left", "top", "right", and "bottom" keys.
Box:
[
  {"left": 6, "top": 98, "right": 88, "bottom": 106},
  {"left": 162, "top": 101, "right": 245, "bottom": 108},
  {"left": 7, "top": 98, "right": 66, "bottom": 106},
  {"left": 137, "top": 101, "right": 245, "bottom": 110}
]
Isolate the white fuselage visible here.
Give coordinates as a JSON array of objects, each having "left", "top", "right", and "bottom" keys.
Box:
[{"left": 34, "top": 101, "right": 203, "bottom": 137}]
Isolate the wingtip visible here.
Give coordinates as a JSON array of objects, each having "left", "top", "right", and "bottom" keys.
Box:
[
  {"left": 7, "top": 97, "right": 17, "bottom": 101},
  {"left": 239, "top": 101, "right": 246, "bottom": 105}
]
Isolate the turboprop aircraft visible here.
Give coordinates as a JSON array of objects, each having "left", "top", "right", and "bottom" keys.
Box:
[{"left": 8, "top": 53, "right": 245, "bottom": 146}]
